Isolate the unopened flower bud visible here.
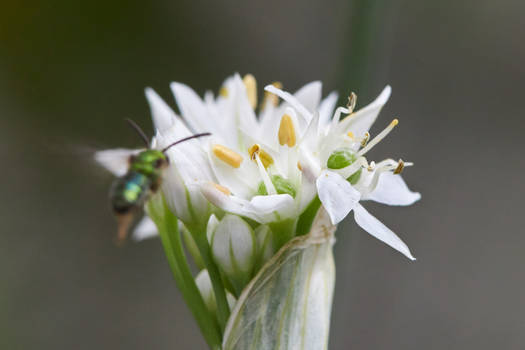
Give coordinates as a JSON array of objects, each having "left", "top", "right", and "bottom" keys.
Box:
[
  {"left": 206, "top": 214, "right": 220, "bottom": 245},
  {"left": 195, "top": 269, "right": 237, "bottom": 314},
  {"left": 326, "top": 148, "right": 362, "bottom": 184},
  {"left": 211, "top": 214, "right": 256, "bottom": 294}
]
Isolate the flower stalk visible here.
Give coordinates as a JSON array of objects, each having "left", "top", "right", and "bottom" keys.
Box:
[{"left": 147, "top": 195, "right": 222, "bottom": 349}]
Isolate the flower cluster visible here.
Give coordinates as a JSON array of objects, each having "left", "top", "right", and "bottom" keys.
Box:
[{"left": 96, "top": 73, "right": 420, "bottom": 349}]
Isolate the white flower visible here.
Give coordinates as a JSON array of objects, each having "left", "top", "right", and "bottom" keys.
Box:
[
  {"left": 266, "top": 84, "right": 420, "bottom": 259},
  {"left": 173, "top": 75, "right": 327, "bottom": 227}
]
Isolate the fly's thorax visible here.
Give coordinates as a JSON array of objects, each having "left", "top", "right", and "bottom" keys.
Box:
[
  {"left": 129, "top": 149, "right": 168, "bottom": 181},
  {"left": 110, "top": 171, "right": 152, "bottom": 214}
]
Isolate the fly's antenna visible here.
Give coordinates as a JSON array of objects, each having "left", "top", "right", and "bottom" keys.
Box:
[
  {"left": 125, "top": 118, "right": 150, "bottom": 147},
  {"left": 162, "top": 133, "right": 211, "bottom": 153}
]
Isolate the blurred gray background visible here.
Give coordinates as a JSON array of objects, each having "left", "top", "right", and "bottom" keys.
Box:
[{"left": 2, "top": 0, "right": 525, "bottom": 349}]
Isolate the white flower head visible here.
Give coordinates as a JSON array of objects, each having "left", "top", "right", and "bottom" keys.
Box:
[
  {"left": 94, "top": 73, "right": 422, "bottom": 350},
  {"left": 95, "top": 73, "right": 420, "bottom": 260}
]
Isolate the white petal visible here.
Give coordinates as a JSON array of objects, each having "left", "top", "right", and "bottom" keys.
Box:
[
  {"left": 195, "top": 269, "right": 217, "bottom": 313},
  {"left": 161, "top": 165, "right": 192, "bottom": 223},
  {"left": 207, "top": 146, "right": 257, "bottom": 199},
  {"left": 94, "top": 148, "right": 140, "bottom": 176},
  {"left": 293, "top": 81, "right": 322, "bottom": 114},
  {"left": 318, "top": 91, "right": 338, "bottom": 128},
  {"left": 336, "top": 85, "right": 391, "bottom": 138},
  {"left": 353, "top": 203, "right": 415, "bottom": 260},
  {"left": 132, "top": 216, "right": 158, "bottom": 241},
  {"left": 232, "top": 74, "right": 258, "bottom": 132},
  {"left": 145, "top": 88, "right": 176, "bottom": 132},
  {"left": 362, "top": 172, "right": 421, "bottom": 206},
  {"left": 200, "top": 183, "right": 295, "bottom": 224},
  {"left": 206, "top": 214, "right": 219, "bottom": 244},
  {"left": 248, "top": 195, "right": 296, "bottom": 219},
  {"left": 171, "top": 82, "right": 215, "bottom": 134},
  {"left": 316, "top": 170, "right": 361, "bottom": 225}
]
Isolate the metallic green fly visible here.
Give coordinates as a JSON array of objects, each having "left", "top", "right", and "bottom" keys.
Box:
[{"left": 110, "top": 119, "right": 210, "bottom": 243}]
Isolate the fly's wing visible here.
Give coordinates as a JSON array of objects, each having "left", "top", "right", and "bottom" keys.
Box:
[{"left": 94, "top": 148, "right": 142, "bottom": 176}]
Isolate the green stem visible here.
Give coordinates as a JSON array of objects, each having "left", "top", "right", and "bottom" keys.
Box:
[
  {"left": 191, "top": 229, "right": 231, "bottom": 332},
  {"left": 296, "top": 196, "right": 322, "bottom": 236},
  {"left": 269, "top": 218, "right": 297, "bottom": 252},
  {"left": 152, "top": 201, "right": 222, "bottom": 350}
]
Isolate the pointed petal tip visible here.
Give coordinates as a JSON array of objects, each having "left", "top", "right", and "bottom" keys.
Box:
[
  {"left": 377, "top": 85, "right": 392, "bottom": 104},
  {"left": 169, "top": 81, "right": 184, "bottom": 92},
  {"left": 144, "top": 86, "right": 160, "bottom": 101}
]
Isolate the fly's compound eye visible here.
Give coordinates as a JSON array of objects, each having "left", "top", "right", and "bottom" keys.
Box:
[{"left": 154, "top": 158, "right": 165, "bottom": 168}]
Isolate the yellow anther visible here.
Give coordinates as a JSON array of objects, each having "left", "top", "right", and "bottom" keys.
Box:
[
  {"left": 390, "top": 118, "right": 399, "bottom": 127},
  {"left": 347, "top": 131, "right": 355, "bottom": 139},
  {"left": 262, "top": 81, "right": 283, "bottom": 109},
  {"left": 243, "top": 74, "right": 257, "bottom": 109},
  {"left": 361, "top": 132, "right": 370, "bottom": 147},
  {"left": 346, "top": 92, "right": 357, "bottom": 112},
  {"left": 297, "top": 162, "right": 302, "bottom": 171},
  {"left": 213, "top": 183, "right": 231, "bottom": 195},
  {"left": 219, "top": 86, "right": 228, "bottom": 97},
  {"left": 278, "top": 114, "right": 296, "bottom": 147},
  {"left": 212, "top": 144, "right": 243, "bottom": 168},
  {"left": 248, "top": 144, "right": 274, "bottom": 168},
  {"left": 393, "top": 159, "right": 405, "bottom": 174}
]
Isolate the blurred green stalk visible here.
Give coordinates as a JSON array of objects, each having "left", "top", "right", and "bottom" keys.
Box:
[{"left": 338, "top": 0, "right": 387, "bottom": 102}]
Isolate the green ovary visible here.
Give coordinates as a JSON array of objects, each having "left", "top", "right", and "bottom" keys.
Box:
[
  {"left": 327, "top": 147, "right": 362, "bottom": 185},
  {"left": 257, "top": 175, "right": 297, "bottom": 198}
]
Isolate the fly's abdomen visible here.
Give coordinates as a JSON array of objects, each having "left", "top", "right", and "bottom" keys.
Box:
[{"left": 110, "top": 171, "right": 152, "bottom": 214}]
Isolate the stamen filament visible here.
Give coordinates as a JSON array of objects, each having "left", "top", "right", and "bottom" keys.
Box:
[
  {"left": 330, "top": 106, "right": 351, "bottom": 129},
  {"left": 255, "top": 154, "right": 277, "bottom": 195},
  {"left": 261, "top": 82, "right": 282, "bottom": 109},
  {"left": 359, "top": 164, "right": 392, "bottom": 195},
  {"left": 357, "top": 119, "right": 399, "bottom": 157},
  {"left": 264, "top": 84, "right": 312, "bottom": 122},
  {"left": 339, "top": 156, "right": 368, "bottom": 179}
]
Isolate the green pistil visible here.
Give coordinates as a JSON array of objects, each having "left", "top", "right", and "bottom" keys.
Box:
[
  {"left": 257, "top": 175, "right": 297, "bottom": 198},
  {"left": 327, "top": 147, "right": 362, "bottom": 185}
]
